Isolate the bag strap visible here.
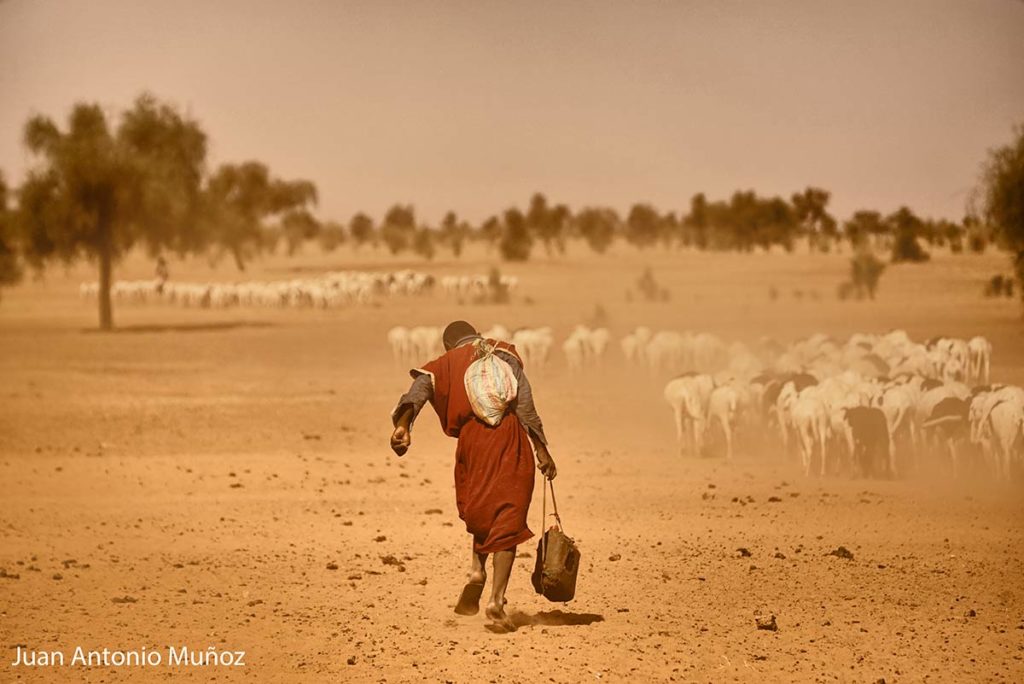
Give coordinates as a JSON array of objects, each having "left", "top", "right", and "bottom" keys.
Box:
[
  {"left": 548, "top": 479, "right": 564, "bottom": 533},
  {"left": 539, "top": 477, "right": 564, "bottom": 571}
]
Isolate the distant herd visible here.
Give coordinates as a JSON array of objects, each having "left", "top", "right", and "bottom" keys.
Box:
[{"left": 77, "top": 274, "right": 1020, "bottom": 481}]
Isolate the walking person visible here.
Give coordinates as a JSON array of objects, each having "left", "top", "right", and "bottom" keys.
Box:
[{"left": 390, "top": 320, "right": 556, "bottom": 632}]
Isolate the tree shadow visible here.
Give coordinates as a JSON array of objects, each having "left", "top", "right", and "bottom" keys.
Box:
[{"left": 82, "top": 321, "right": 277, "bottom": 334}]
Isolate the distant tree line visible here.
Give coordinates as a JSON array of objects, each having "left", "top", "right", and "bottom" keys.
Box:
[
  {"left": 326, "top": 189, "right": 989, "bottom": 265},
  {"left": 0, "top": 94, "right": 1021, "bottom": 327}
]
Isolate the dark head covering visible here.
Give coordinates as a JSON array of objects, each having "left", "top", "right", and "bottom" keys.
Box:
[{"left": 443, "top": 320, "right": 478, "bottom": 351}]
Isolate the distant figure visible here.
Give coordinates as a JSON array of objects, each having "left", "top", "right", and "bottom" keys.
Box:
[
  {"left": 155, "top": 256, "right": 169, "bottom": 294},
  {"left": 390, "top": 320, "right": 556, "bottom": 632}
]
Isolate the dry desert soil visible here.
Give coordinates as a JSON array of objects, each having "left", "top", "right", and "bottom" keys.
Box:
[{"left": 1, "top": 245, "right": 1023, "bottom": 682}]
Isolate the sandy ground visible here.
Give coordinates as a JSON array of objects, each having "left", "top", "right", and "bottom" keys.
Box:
[{"left": 1, "top": 244, "right": 1023, "bottom": 682}]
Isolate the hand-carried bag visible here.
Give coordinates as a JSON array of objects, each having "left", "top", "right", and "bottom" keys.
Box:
[
  {"left": 531, "top": 479, "right": 580, "bottom": 602},
  {"left": 464, "top": 339, "right": 518, "bottom": 426}
]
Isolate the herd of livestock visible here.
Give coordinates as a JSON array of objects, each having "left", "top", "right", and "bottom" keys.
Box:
[
  {"left": 82, "top": 270, "right": 520, "bottom": 309},
  {"left": 80, "top": 270, "right": 436, "bottom": 308},
  {"left": 387, "top": 325, "right": 1021, "bottom": 481}
]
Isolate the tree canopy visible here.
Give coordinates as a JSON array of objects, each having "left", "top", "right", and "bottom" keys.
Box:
[
  {"left": 17, "top": 95, "right": 208, "bottom": 328},
  {"left": 980, "top": 122, "right": 1024, "bottom": 295}
]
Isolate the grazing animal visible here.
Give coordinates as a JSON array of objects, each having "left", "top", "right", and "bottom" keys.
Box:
[
  {"left": 842, "top": 406, "right": 893, "bottom": 478},
  {"left": 664, "top": 374, "right": 714, "bottom": 456},
  {"left": 968, "top": 336, "right": 993, "bottom": 384},
  {"left": 707, "top": 384, "right": 740, "bottom": 460}
]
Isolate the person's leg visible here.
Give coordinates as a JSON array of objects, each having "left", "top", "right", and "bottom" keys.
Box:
[
  {"left": 455, "top": 540, "right": 487, "bottom": 616},
  {"left": 484, "top": 547, "right": 516, "bottom": 630},
  {"left": 469, "top": 548, "right": 487, "bottom": 584}
]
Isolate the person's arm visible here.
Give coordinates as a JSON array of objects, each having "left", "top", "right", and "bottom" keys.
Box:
[
  {"left": 499, "top": 351, "right": 556, "bottom": 479},
  {"left": 389, "top": 373, "right": 432, "bottom": 456}
]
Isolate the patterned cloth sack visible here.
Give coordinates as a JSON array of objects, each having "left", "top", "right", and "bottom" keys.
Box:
[{"left": 463, "top": 339, "right": 518, "bottom": 426}]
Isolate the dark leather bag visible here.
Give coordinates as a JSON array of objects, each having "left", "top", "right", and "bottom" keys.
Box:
[{"left": 531, "top": 480, "right": 580, "bottom": 602}]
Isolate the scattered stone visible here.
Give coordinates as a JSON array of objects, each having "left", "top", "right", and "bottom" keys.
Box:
[
  {"left": 0, "top": 568, "right": 20, "bottom": 580},
  {"left": 608, "top": 554, "right": 622, "bottom": 562},
  {"left": 768, "top": 496, "right": 782, "bottom": 503},
  {"left": 773, "top": 551, "right": 786, "bottom": 560},
  {"left": 229, "top": 483, "right": 243, "bottom": 489},
  {"left": 247, "top": 599, "right": 263, "bottom": 607},
  {"left": 347, "top": 574, "right": 361, "bottom": 580},
  {"left": 374, "top": 535, "right": 387, "bottom": 542},
  {"left": 380, "top": 555, "right": 406, "bottom": 571},
  {"left": 347, "top": 656, "right": 356, "bottom": 665},
  {"left": 424, "top": 509, "right": 443, "bottom": 515},
  {"left": 827, "top": 546, "right": 854, "bottom": 560},
  {"left": 755, "top": 614, "right": 778, "bottom": 631},
  {"left": 52, "top": 573, "right": 63, "bottom": 581},
  {"left": 111, "top": 596, "right": 137, "bottom": 604},
  {"left": 737, "top": 547, "right": 752, "bottom": 557},
  {"left": 964, "top": 609, "right": 976, "bottom": 618},
  {"left": 326, "top": 562, "right": 338, "bottom": 570}
]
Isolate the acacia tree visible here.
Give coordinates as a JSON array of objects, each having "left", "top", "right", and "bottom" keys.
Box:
[
  {"left": 888, "top": 206, "right": 929, "bottom": 263},
  {"left": 625, "top": 203, "right": 660, "bottom": 248},
  {"left": 380, "top": 204, "right": 416, "bottom": 255},
  {"left": 844, "top": 210, "right": 885, "bottom": 250},
  {"left": 317, "top": 220, "right": 346, "bottom": 253},
  {"left": 440, "top": 210, "right": 468, "bottom": 257},
  {"left": 683, "top": 193, "right": 710, "bottom": 249},
  {"left": 201, "top": 161, "right": 318, "bottom": 268},
  {"left": 479, "top": 215, "right": 502, "bottom": 253},
  {"left": 499, "top": 208, "right": 532, "bottom": 261},
  {"left": 792, "top": 187, "right": 837, "bottom": 252},
  {"left": 349, "top": 212, "right": 375, "bottom": 248},
  {"left": 575, "top": 207, "right": 618, "bottom": 253},
  {"left": 526, "top": 192, "right": 570, "bottom": 256},
  {"left": 17, "top": 95, "right": 207, "bottom": 330},
  {"left": 980, "top": 122, "right": 1024, "bottom": 299}
]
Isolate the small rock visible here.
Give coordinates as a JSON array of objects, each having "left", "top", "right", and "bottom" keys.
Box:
[
  {"left": 374, "top": 535, "right": 387, "bottom": 542},
  {"left": 111, "top": 596, "right": 137, "bottom": 604},
  {"left": 964, "top": 609, "right": 976, "bottom": 617},
  {"left": 52, "top": 573, "right": 63, "bottom": 580},
  {"left": 737, "top": 547, "right": 752, "bottom": 557},
  {"left": 755, "top": 614, "right": 778, "bottom": 631},
  {"left": 608, "top": 554, "right": 621, "bottom": 562},
  {"left": 380, "top": 555, "right": 406, "bottom": 570},
  {"left": 768, "top": 496, "right": 782, "bottom": 503},
  {"left": 424, "top": 509, "right": 443, "bottom": 515},
  {"left": 773, "top": 551, "right": 786, "bottom": 559},
  {"left": 326, "top": 562, "right": 338, "bottom": 570},
  {"left": 347, "top": 656, "right": 356, "bottom": 665},
  {"left": 827, "top": 546, "right": 854, "bottom": 560}
]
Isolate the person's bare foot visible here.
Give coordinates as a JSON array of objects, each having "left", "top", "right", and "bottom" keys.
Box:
[
  {"left": 485, "top": 601, "right": 516, "bottom": 632},
  {"left": 454, "top": 571, "right": 486, "bottom": 616}
]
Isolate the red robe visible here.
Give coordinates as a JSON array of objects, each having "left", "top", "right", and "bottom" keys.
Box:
[{"left": 419, "top": 340, "right": 535, "bottom": 554}]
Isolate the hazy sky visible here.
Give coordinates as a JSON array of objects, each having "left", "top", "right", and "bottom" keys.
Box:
[{"left": 2, "top": 0, "right": 1023, "bottom": 224}]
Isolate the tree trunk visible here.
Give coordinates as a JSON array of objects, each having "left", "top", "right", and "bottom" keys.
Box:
[{"left": 98, "top": 226, "right": 114, "bottom": 331}]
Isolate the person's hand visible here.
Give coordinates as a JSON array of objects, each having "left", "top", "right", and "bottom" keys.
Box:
[
  {"left": 390, "top": 425, "right": 411, "bottom": 456},
  {"left": 535, "top": 444, "right": 557, "bottom": 480}
]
